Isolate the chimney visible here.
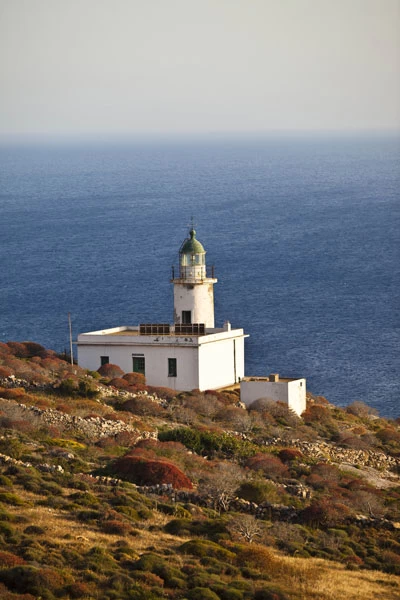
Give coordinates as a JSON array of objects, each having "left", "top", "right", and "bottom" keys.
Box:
[{"left": 269, "top": 373, "right": 279, "bottom": 382}]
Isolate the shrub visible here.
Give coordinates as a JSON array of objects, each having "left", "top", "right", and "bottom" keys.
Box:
[
  {"left": 165, "top": 518, "right": 193, "bottom": 536},
  {"left": 254, "top": 588, "right": 290, "bottom": 600},
  {"left": 22, "top": 342, "right": 50, "bottom": 359},
  {"left": 6, "top": 342, "right": 30, "bottom": 358},
  {"left": 24, "top": 525, "right": 45, "bottom": 536},
  {"left": 146, "top": 385, "right": 176, "bottom": 400},
  {"left": 188, "top": 588, "right": 220, "bottom": 600},
  {"left": 0, "top": 492, "right": 25, "bottom": 506},
  {"left": 299, "top": 499, "right": 351, "bottom": 527},
  {"left": 0, "top": 387, "right": 27, "bottom": 400},
  {"left": 66, "top": 581, "right": 93, "bottom": 598},
  {"left": 0, "top": 366, "right": 12, "bottom": 378},
  {"left": 100, "top": 519, "right": 132, "bottom": 535},
  {"left": 0, "top": 565, "right": 67, "bottom": 596},
  {"left": 346, "top": 401, "right": 378, "bottom": 418},
  {"left": 245, "top": 454, "right": 289, "bottom": 480},
  {"left": 108, "top": 377, "right": 131, "bottom": 390},
  {"left": 122, "top": 372, "right": 146, "bottom": 386},
  {"left": 237, "top": 480, "right": 281, "bottom": 504},
  {"left": 0, "top": 551, "right": 26, "bottom": 567},
  {"left": 122, "top": 396, "right": 165, "bottom": 417},
  {"left": 178, "top": 539, "right": 235, "bottom": 561},
  {"left": 278, "top": 448, "right": 303, "bottom": 462},
  {"left": 57, "top": 378, "right": 78, "bottom": 396},
  {"left": 159, "top": 427, "right": 256, "bottom": 459},
  {"left": 97, "top": 363, "right": 125, "bottom": 379},
  {"left": 235, "top": 544, "right": 275, "bottom": 571},
  {"left": 113, "top": 454, "right": 193, "bottom": 489}
]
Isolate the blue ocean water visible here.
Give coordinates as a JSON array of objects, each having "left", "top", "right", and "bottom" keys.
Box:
[{"left": 0, "top": 135, "right": 399, "bottom": 417}]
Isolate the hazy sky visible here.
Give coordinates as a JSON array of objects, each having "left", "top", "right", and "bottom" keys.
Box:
[{"left": 1, "top": 0, "right": 399, "bottom": 137}]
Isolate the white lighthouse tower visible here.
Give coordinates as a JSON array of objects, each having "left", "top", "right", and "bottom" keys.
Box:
[{"left": 171, "top": 227, "right": 217, "bottom": 328}]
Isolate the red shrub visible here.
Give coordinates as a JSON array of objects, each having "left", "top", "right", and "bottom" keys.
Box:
[
  {"left": 41, "top": 357, "right": 65, "bottom": 372},
  {"left": 67, "top": 582, "right": 93, "bottom": 599},
  {"left": 303, "top": 404, "right": 331, "bottom": 424},
  {"left": 97, "top": 363, "right": 125, "bottom": 379},
  {"left": 114, "top": 430, "right": 141, "bottom": 446},
  {"left": 376, "top": 427, "right": 400, "bottom": 444},
  {"left": 0, "top": 366, "right": 12, "bottom": 378},
  {"left": 108, "top": 377, "right": 130, "bottom": 390},
  {"left": 123, "top": 396, "right": 164, "bottom": 417},
  {"left": 127, "top": 383, "right": 147, "bottom": 393},
  {"left": 0, "top": 343, "right": 12, "bottom": 357},
  {"left": 278, "top": 448, "right": 303, "bottom": 462},
  {"left": 0, "top": 550, "right": 26, "bottom": 567},
  {"left": 5, "top": 420, "right": 34, "bottom": 434},
  {"left": 123, "top": 372, "right": 146, "bottom": 386},
  {"left": 101, "top": 519, "right": 132, "bottom": 535},
  {"left": 6, "top": 341, "right": 30, "bottom": 358},
  {"left": 299, "top": 499, "right": 351, "bottom": 527},
  {"left": 0, "top": 387, "right": 27, "bottom": 400},
  {"left": 113, "top": 454, "right": 193, "bottom": 489},
  {"left": 146, "top": 385, "right": 176, "bottom": 400},
  {"left": 245, "top": 453, "right": 289, "bottom": 479},
  {"left": 22, "top": 342, "right": 50, "bottom": 358}
]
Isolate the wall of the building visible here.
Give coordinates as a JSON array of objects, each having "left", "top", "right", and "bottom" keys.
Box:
[
  {"left": 173, "top": 282, "right": 215, "bottom": 327},
  {"left": 77, "top": 328, "right": 247, "bottom": 392},
  {"left": 77, "top": 340, "right": 199, "bottom": 391},
  {"left": 198, "top": 335, "right": 245, "bottom": 391},
  {"left": 240, "top": 379, "right": 306, "bottom": 416}
]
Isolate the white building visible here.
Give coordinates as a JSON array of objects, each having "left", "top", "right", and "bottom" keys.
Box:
[
  {"left": 240, "top": 373, "right": 306, "bottom": 417},
  {"left": 77, "top": 227, "right": 248, "bottom": 392}
]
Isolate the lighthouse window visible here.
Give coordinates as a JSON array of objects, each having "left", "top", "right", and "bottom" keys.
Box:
[
  {"left": 168, "top": 358, "right": 177, "bottom": 377},
  {"left": 100, "top": 356, "right": 109, "bottom": 366},
  {"left": 182, "top": 310, "right": 192, "bottom": 324},
  {"left": 132, "top": 356, "right": 145, "bottom": 375}
]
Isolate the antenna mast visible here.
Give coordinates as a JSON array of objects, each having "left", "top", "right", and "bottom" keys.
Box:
[{"left": 68, "top": 312, "right": 73, "bottom": 365}]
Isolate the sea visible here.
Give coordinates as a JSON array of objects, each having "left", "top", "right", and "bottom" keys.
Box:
[{"left": 0, "top": 134, "right": 399, "bottom": 418}]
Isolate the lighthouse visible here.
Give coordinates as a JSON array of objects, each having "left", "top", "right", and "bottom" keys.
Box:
[
  {"left": 77, "top": 225, "right": 248, "bottom": 391},
  {"left": 172, "top": 227, "right": 217, "bottom": 328}
]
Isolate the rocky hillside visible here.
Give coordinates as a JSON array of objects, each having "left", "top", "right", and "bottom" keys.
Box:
[{"left": 0, "top": 341, "right": 399, "bottom": 600}]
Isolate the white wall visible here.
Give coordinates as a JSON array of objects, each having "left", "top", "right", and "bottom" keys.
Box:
[
  {"left": 198, "top": 335, "right": 245, "bottom": 390},
  {"left": 240, "top": 379, "right": 306, "bottom": 416},
  {"left": 173, "top": 282, "right": 215, "bottom": 327},
  {"left": 77, "top": 336, "right": 199, "bottom": 390},
  {"left": 77, "top": 327, "right": 247, "bottom": 392}
]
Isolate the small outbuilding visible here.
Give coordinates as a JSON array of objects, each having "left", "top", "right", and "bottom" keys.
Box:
[{"left": 240, "top": 373, "right": 306, "bottom": 417}]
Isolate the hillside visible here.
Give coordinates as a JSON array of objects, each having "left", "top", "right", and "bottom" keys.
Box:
[{"left": 0, "top": 341, "right": 399, "bottom": 600}]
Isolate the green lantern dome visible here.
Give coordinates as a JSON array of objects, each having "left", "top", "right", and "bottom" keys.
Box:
[{"left": 180, "top": 228, "right": 205, "bottom": 255}]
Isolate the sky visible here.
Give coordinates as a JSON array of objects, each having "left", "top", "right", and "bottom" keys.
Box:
[{"left": 0, "top": 0, "right": 399, "bottom": 138}]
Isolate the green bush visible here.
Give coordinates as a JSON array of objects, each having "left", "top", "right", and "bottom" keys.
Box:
[
  {"left": 164, "top": 518, "right": 192, "bottom": 536},
  {"left": 0, "top": 492, "right": 25, "bottom": 506},
  {"left": 237, "top": 480, "right": 281, "bottom": 504},
  {"left": 179, "top": 539, "right": 235, "bottom": 561},
  {"left": 0, "top": 522, "right": 17, "bottom": 541},
  {"left": 188, "top": 587, "right": 220, "bottom": 600},
  {"left": 24, "top": 525, "right": 46, "bottom": 536},
  {"left": 219, "top": 588, "right": 244, "bottom": 600},
  {"left": 159, "top": 427, "right": 256, "bottom": 459}
]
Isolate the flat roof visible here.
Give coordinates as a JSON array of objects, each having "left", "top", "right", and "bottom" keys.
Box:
[{"left": 241, "top": 376, "right": 304, "bottom": 383}]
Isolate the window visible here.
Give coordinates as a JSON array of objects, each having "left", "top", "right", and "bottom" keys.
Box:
[
  {"left": 168, "top": 358, "right": 177, "bottom": 377},
  {"left": 182, "top": 310, "right": 191, "bottom": 324},
  {"left": 100, "top": 356, "right": 109, "bottom": 366},
  {"left": 132, "top": 355, "right": 145, "bottom": 374}
]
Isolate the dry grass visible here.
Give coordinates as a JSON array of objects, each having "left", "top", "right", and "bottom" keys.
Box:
[{"left": 5, "top": 488, "right": 400, "bottom": 599}]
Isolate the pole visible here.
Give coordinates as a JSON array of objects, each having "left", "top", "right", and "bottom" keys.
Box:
[{"left": 68, "top": 312, "right": 73, "bottom": 365}]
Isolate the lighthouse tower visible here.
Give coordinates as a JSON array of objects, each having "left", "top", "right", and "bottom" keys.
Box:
[{"left": 172, "top": 227, "right": 217, "bottom": 328}]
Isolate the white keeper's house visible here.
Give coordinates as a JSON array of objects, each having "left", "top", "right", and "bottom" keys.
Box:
[{"left": 77, "top": 227, "right": 249, "bottom": 391}]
